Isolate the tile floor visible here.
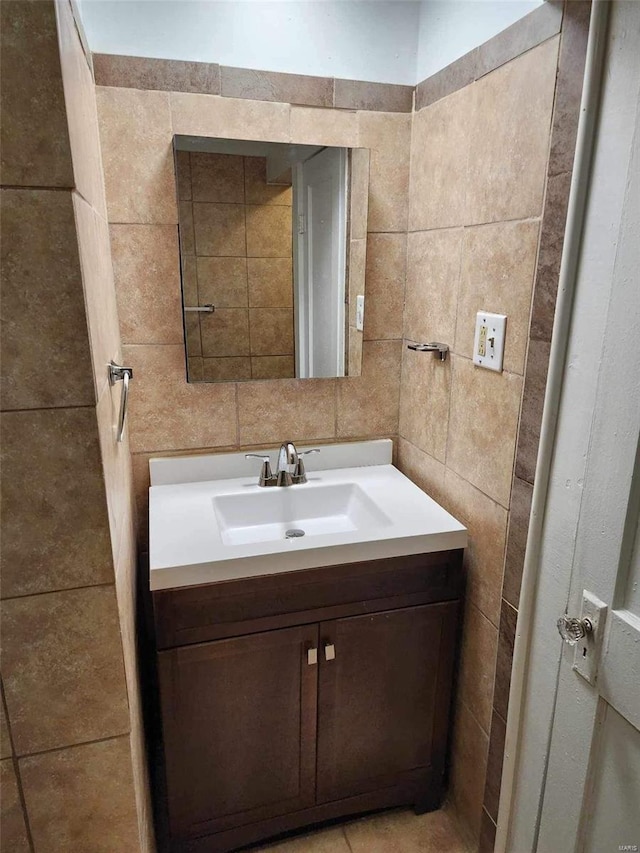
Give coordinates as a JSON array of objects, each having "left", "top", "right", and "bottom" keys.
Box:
[{"left": 251, "top": 807, "right": 471, "bottom": 853}]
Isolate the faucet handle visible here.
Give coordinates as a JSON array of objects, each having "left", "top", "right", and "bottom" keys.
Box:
[
  {"left": 293, "top": 449, "right": 320, "bottom": 483},
  {"left": 245, "top": 454, "right": 274, "bottom": 487}
]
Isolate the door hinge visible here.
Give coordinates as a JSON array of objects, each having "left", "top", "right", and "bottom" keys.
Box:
[{"left": 298, "top": 214, "right": 306, "bottom": 234}]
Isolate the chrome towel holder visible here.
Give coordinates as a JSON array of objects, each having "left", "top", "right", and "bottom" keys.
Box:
[
  {"left": 406, "top": 341, "right": 449, "bottom": 362},
  {"left": 108, "top": 361, "right": 133, "bottom": 443}
]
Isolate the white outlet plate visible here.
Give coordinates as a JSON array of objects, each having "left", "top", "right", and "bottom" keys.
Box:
[
  {"left": 355, "top": 295, "right": 365, "bottom": 332},
  {"left": 473, "top": 312, "right": 506, "bottom": 372}
]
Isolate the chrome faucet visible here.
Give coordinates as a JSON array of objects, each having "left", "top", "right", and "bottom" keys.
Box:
[{"left": 245, "top": 442, "right": 320, "bottom": 487}]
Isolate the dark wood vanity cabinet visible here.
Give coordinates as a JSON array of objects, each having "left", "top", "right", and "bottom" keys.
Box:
[{"left": 153, "top": 550, "right": 463, "bottom": 853}]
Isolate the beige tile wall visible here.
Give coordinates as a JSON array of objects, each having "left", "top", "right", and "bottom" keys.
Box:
[
  {"left": 0, "top": 2, "right": 151, "bottom": 850},
  {"left": 397, "top": 36, "right": 560, "bottom": 844},
  {"left": 96, "top": 87, "right": 410, "bottom": 544},
  {"left": 174, "top": 150, "right": 295, "bottom": 381}
]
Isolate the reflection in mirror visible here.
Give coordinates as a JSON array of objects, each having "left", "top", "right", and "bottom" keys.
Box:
[{"left": 173, "top": 136, "right": 370, "bottom": 382}]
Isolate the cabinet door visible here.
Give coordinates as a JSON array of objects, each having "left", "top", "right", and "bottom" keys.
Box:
[
  {"left": 316, "top": 602, "right": 458, "bottom": 804},
  {"left": 158, "top": 624, "right": 318, "bottom": 840}
]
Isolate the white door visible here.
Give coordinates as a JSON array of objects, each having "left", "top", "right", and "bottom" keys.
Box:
[
  {"left": 293, "top": 148, "right": 347, "bottom": 378},
  {"left": 506, "top": 3, "right": 640, "bottom": 851}
]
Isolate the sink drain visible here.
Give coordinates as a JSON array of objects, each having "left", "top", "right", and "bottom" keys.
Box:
[{"left": 285, "top": 528, "right": 305, "bottom": 539}]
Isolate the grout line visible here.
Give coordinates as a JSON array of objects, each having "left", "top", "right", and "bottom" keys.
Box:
[
  {"left": 14, "top": 731, "right": 131, "bottom": 762},
  {"left": 405, "top": 214, "right": 542, "bottom": 235},
  {"left": 2, "top": 677, "right": 36, "bottom": 853},
  {"left": 1, "top": 403, "right": 97, "bottom": 415},
  {"left": 1, "top": 581, "right": 114, "bottom": 603},
  {"left": 342, "top": 823, "right": 354, "bottom": 852}
]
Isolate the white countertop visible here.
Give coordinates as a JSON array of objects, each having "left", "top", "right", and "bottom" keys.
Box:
[{"left": 149, "top": 451, "right": 467, "bottom": 591}]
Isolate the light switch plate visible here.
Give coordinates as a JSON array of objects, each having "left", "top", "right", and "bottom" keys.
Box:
[
  {"left": 473, "top": 312, "right": 506, "bottom": 372},
  {"left": 355, "top": 295, "right": 365, "bottom": 332}
]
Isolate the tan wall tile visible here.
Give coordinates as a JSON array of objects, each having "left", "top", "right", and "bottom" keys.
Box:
[
  {"left": 198, "top": 257, "right": 249, "bottom": 307},
  {"left": 245, "top": 204, "right": 292, "bottom": 257},
  {"left": 185, "top": 313, "right": 202, "bottom": 356},
  {"left": 96, "top": 87, "right": 176, "bottom": 224},
  {"left": 122, "top": 344, "right": 237, "bottom": 452},
  {"left": 113, "top": 517, "right": 155, "bottom": 852},
  {"left": 0, "top": 759, "right": 30, "bottom": 853},
  {"left": 247, "top": 258, "right": 293, "bottom": 308},
  {"left": 0, "top": 0, "right": 73, "bottom": 188},
  {"left": 442, "top": 468, "right": 508, "bottom": 628},
  {"left": 188, "top": 356, "right": 204, "bottom": 380},
  {"left": 110, "top": 223, "right": 183, "bottom": 344},
  {"left": 249, "top": 308, "right": 294, "bottom": 356},
  {"left": 201, "top": 308, "right": 250, "bottom": 357},
  {"left": 447, "top": 356, "right": 522, "bottom": 508},
  {"left": 363, "top": 233, "right": 406, "bottom": 341},
  {"left": 73, "top": 195, "right": 122, "bottom": 399},
  {"left": 203, "top": 357, "right": 251, "bottom": 382},
  {"left": 349, "top": 148, "right": 370, "bottom": 241},
  {"left": 221, "top": 67, "right": 333, "bottom": 109},
  {"left": 396, "top": 438, "right": 446, "bottom": 508},
  {"left": 467, "top": 37, "right": 559, "bottom": 224},
  {"left": 348, "top": 238, "right": 367, "bottom": 328},
  {"left": 347, "top": 327, "right": 363, "bottom": 378},
  {"left": 1, "top": 691, "right": 11, "bottom": 759},
  {"left": 0, "top": 189, "right": 94, "bottom": 411},
  {"left": 178, "top": 199, "right": 195, "bottom": 254},
  {"left": 193, "top": 201, "right": 246, "bottom": 256},
  {"left": 2, "top": 587, "right": 129, "bottom": 754},
  {"left": 190, "top": 151, "right": 245, "bottom": 203},
  {"left": 337, "top": 340, "right": 401, "bottom": 438},
  {"left": 238, "top": 378, "right": 336, "bottom": 446},
  {"left": 96, "top": 380, "right": 135, "bottom": 566},
  {"left": 170, "top": 92, "right": 290, "bottom": 142},
  {"left": 290, "top": 107, "right": 359, "bottom": 147},
  {"left": 515, "top": 338, "right": 551, "bottom": 484},
  {"left": 244, "top": 156, "right": 292, "bottom": 205},
  {"left": 20, "top": 737, "right": 140, "bottom": 853},
  {"left": 0, "top": 408, "right": 114, "bottom": 599},
  {"left": 455, "top": 220, "right": 539, "bottom": 375},
  {"left": 404, "top": 228, "right": 462, "bottom": 346},
  {"left": 408, "top": 85, "right": 473, "bottom": 231},
  {"left": 251, "top": 356, "right": 295, "bottom": 380},
  {"left": 449, "top": 701, "right": 489, "bottom": 839},
  {"left": 457, "top": 601, "right": 498, "bottom": 734},
  {"left": 132, "top": 453, "right": 152, "bottom": 550},
  {"left": 175, "top": 150, "right": 191, "bottom": 200},
  {"left": 359, "top": 112, "right": 410, "bottom": 232},
  {"left": 181, "top": 255, "right": 198, "bottom": 305},
  {"left": 399, "top": 348, "right": 451, "bottom": 463},
  {"left": 56, "top": 0, "right": 108, "bottom": 218},
  {"left": 334, "top": 79, "right": 414, "bottom": 114}
]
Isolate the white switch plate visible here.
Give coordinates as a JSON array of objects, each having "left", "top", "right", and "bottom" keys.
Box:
[
  {"left": 473, "top": 312, "right": 507, "bottom": 372},
  {"left": 355, "top": 295, "right": 365, "bottom": 332}
]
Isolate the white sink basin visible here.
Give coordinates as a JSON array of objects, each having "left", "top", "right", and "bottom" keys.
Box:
[
  {"left": 149, "top": 441, "right": 467, "bottom": 591},
  {"left": 213, "top": 482, "right": 391, "bottom": 546}
]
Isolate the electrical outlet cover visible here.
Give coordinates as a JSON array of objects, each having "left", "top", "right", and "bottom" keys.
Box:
[
  {"left": 355, "top": 295, "right": 365, "bottom": 332},
  {"left": 473, "top": 312, "right": 507, "bottom": 372}
]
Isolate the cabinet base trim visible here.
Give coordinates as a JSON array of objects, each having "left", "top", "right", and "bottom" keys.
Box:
[{"left": 169, "top": 776, "right": 443, "bottom": 853}]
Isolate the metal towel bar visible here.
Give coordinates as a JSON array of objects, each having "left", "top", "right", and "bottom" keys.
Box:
[
  {"left": 109, "top": 361, "right": 133, "bottom": 443},
  {"left": 184, "top": 304, "right": 215, "bottom": 313}
]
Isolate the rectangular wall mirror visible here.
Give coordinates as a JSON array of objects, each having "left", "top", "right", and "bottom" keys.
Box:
[{"left": 174, "top": 136, "right": 370, "bottom": 383}]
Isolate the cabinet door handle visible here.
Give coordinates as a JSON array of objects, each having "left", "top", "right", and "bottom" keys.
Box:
[
  {"left": 324, "top": 643, "right": 336, "bottom": 661},
  {"left": 307, "top": 647, "right": 318, "bottom": 666}
]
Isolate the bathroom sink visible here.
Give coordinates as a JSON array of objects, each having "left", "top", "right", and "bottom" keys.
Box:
[
  {"left": 148, "top": 440, "right": 467, "bottom": 590},
  {"left": 213, "top": 482, "right": 391, "bottom": 546}
]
